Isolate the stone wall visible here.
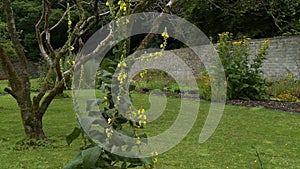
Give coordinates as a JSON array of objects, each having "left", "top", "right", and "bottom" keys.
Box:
[
  {"left": 0, "top": 36, "right": 299, "bottom": 80},
  {"left": 166, "top": 36, "right": 300, "bottom": 80},
  {"left": 250, "top": 36, "right": 300, "bottom": 80},
  {"left": 0, "top": 61, "right": 39, "bottom": 78}
]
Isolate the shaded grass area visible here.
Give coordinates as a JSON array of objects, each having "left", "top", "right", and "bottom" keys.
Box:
[
  {"left": 0, "top": 91, "right": 80, "bottom": 169},
  {"left": 0, "top": 91, "right": 300, "bottom": 168}
]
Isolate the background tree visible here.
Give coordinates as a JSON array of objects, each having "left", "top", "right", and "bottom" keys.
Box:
[
  {"left": 181, "top": 0, "right": 300, "bottom": 40},
  {"left": 0, "top": 0, "right": 113, "bottom": 140}
]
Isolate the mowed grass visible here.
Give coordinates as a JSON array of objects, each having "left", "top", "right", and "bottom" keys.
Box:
[{"left": 0, "top": 87, "right": 300, "bottom": 168}]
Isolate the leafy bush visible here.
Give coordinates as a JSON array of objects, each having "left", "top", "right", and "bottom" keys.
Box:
[{"left": 217, "top": 32, "right": 271, "bottom": 100}]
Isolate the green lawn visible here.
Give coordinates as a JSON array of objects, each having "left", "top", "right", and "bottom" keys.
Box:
[{"left": 0, "top": 90, "right": 300, "bottom": 168}]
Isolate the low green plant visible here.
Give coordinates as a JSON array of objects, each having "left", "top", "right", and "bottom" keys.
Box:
[
  {"left": 198, "top": 71, "right": 212, "bottom": 100},
  {"left": 267, "top": 75, "right": 300, "bottom": 98},
  {"left": 217, "top": 32, "right": 271, "bottom": 100},
  {"left": 0, "top": 86, "right": 5, "bottom": 94},
  {"left": 276, "top": 91, "right": 298, "bottom": 102}
]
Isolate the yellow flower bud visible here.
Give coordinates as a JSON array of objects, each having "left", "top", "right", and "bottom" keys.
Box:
[{"left": 108, "top": 118, "right": 112, "bottom": 124}]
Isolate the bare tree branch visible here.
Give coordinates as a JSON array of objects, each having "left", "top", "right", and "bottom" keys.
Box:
[
  {"left": 41, "top": 4, "right": 75, "bottom": 36},
  {"left": 35, "top": 0, "right": 52, "bottom": 65}
]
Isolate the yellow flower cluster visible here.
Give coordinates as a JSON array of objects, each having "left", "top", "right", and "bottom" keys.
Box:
[
  {"left": 117, "top": 61, "right": 127, "bottom": 68},
  {"left": 117, "top": 72, "right": 127, "bottom": 84},
  {"left": 218, "top": 32, "right": 231, "bottom": 39},
  {"left": 137, "top": 108, "right": 147, "bottom": 126},
  {"left": 139, "top": 70, "right": 147, "bottom": 78},
  {"left": 288, "top": 72, "right": 293, "bottom": 79},
  {"left": 117, "top": 60, "right": 128, "bottom": 84},
  {"left": 151, "top": 151, "right": 158, "bottom": 164},
  {"left": 105, "top": 127, "right": 113, "bottom": 138},
  {"left": 118, "top": 1, "right": 127, "bottom": 12},
  {"left": 232, "top": 41, "right": 242, "bottom": 45},
  {"left": 161, "top": 31, "right": 169, "bottom": 39},
  {"left": 67, "top": 60, "right": 75, "bottom": 65},
  {"left": 135, "top": 137, "right": 141, "bottom": 145},
  {"left": 160, "top": 28, "right": 169, "bottom": 49},
  {"left": 108, "top": 118, "right": 112, "bottom": 124},
  {"left": 263, "top": 39, "right": 270, "bottom": 45}
]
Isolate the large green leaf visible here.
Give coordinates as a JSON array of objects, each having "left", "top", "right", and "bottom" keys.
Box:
[
  {"left": 82, "top": 146, "right": 102, "bottom": 169},
  {"left": 66, "top": 127, "right": 81, "bottom": 146},
  {"left": 63, "top": 152, "right": 83, "bottom": 169}
]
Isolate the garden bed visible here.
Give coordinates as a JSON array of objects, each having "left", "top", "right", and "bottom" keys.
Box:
[{"left": 227, "top": 99, "right": 300, "bottom": 113}]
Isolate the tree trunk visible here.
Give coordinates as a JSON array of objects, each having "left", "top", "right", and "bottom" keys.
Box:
[
  {"left": 16, "top": 94, "right": 47, "bottom": 140},
  {"left": 21, "top": 109, "right": 47, "bottom": 140}
]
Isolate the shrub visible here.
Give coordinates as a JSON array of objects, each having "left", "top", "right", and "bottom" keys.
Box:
[
  {"left": 276, "top": 91, "right": 298, "bottom": 102},
  {"left": 217, "top": 32, "right": 271, "bottom": 100},
  {"left": 267, "top": 75, "right": 300, "bottom": 98},
  {"left": 199, "top": 71, "right": 212, "bottom": 100}
]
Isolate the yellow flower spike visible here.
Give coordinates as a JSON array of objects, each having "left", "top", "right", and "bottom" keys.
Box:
[
  {"left": 162, "top": 32, "right": 169, "bottom": 39},
  {"left": 108, "top": 118, "right": 112, "bottom": 124}
]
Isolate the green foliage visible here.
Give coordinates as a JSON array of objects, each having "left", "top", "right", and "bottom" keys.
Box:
[
  {"left": 181, "top": 0, "right": 300, "bottom": 39},
  {"left": 198, "top": 71, "right": 212, "bottom": 100},
  {"left": 276, "top": 91, "right": 298, "bottom": 102},
  {"left": 217, "top": 32, "right": 271, "bottom": 100},
  {"left": 267, "top": 76, "right": 300, "bottom": 98},
  {"left": 0, "top": 19, "right": 18, "bottom": 62},
  {"left": 66, "top": 57, "right": 156, "bottom": 168}
]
